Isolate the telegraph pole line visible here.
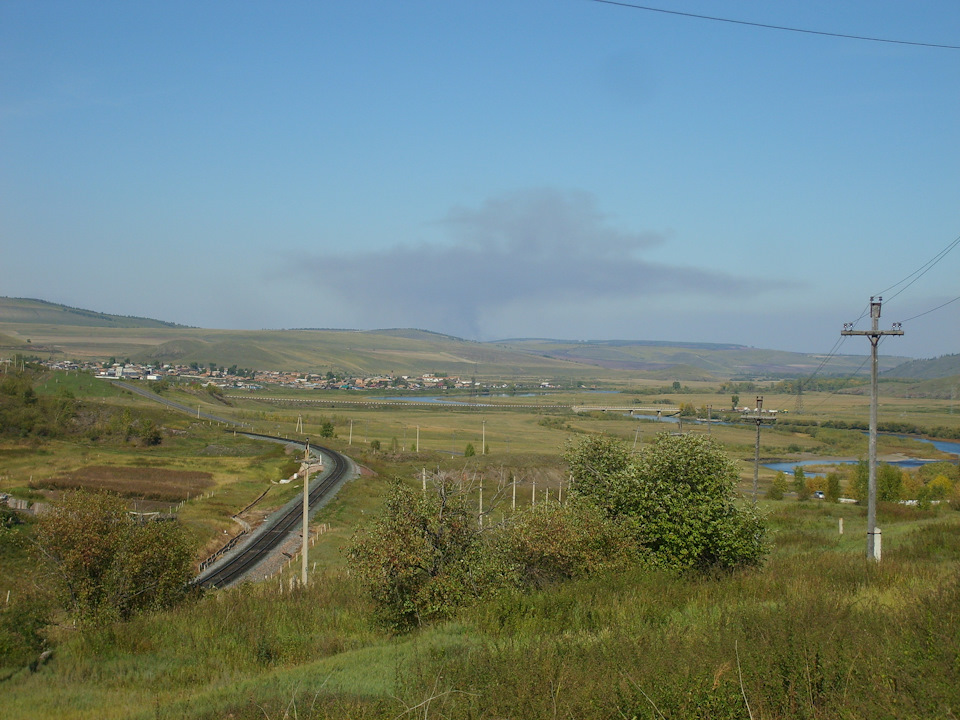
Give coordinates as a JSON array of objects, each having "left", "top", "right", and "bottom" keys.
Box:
[
  {"left": 842, "top": 296, "right": 903, "bottom": 561},
  {"left": 742, "top": 396, "right": 776, "bottom": 504}
]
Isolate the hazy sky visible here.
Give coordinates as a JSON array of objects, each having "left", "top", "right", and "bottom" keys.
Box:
[{"left": 2, "top": 1, "right": 958, "bottom": 358}]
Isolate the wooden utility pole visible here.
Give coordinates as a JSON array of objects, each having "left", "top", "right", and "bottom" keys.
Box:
[
  {"left": 301, "top": 439, "right": 310, "bottom": 587},
  {"left": 742, "top": 396, "right": 776, "bottom": 503},
  {"left": 842, "top": 296, "right": 903, "bottom": 561}
]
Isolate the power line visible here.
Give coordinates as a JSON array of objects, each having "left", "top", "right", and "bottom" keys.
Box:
[
  {"left": 902, "top": 294, "right": 960, "bottom": 323},
  {"left": 876, "top": 233, "right": 960, "bottom": 304},
  {"left": 591, "top": 1, "right": 960, "bottom": 50}
]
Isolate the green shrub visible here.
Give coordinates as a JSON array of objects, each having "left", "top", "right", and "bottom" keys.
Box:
[
  {"left": 34, "top": 490, "right": 195, "bottom": 625},
  {"left": 348, "top": 479, "right": 505, "bottom": 631},
  {"left": 565, "top": 434, "right": 768, "bottom": 571},
  {"left": 497, "top": 501, "right": 639, "bottom": 588}
]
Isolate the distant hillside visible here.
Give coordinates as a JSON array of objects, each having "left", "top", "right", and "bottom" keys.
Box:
[
  {"left": 885, "top": 354, "right": 960, "bottom": 380},
  {"left": 0, "top": 298, "right": 186, "bottom": 329},
  {"left": 881, "top": 374, "right": 960, "bottom": 400},
  {"left": 496, "top": 339, "right": 907, "bottom": 377},
  {"left": 0, "top": 297, "right": 910, "bottom": 381}
]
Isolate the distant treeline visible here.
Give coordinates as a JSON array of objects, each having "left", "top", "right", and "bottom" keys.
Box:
[{"left": 779, "top": 418, "right": 960, "bottom": 441}]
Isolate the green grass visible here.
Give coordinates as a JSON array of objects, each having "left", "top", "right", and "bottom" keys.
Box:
[
  {"left": 3, "top": 505, "right": 958, "bottom": 719},
  {"left": 3, "top": 368, "right": 959, "bottom": 718}
]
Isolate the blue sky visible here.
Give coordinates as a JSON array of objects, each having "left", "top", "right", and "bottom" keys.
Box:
[{"left": 2, "top": 1, "right": 958, "bottom": 358}]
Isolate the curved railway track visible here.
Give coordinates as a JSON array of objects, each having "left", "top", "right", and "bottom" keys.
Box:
[{"left": 194, "top": 434, "right": 352, "bottom": 589}]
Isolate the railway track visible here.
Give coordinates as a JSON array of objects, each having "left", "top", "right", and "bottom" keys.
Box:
[{"left": 194, "top": 434, "right": 353, "bottom": 589}]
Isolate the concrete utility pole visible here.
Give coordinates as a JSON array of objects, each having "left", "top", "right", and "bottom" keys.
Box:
[
  {"left": 842, "top": 296, "right": 903, "bottom": 561},
  {"left": 742, "top": 396, "right": 776, "bottom": 504},
  {"left": 302, "top": 439, "right": 310, "bottom": 587},
  {"left": 481, "top": 420, "right": 486, "bottom": 455}
]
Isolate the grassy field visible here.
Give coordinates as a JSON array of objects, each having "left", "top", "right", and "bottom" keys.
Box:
[
  {"left": 2, "top": 501, "right": 958, "bottom": 719},
  {"left": 2, "top": 367, "right": 959, "bottom": 718}
]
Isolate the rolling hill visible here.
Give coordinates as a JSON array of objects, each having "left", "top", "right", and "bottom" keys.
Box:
[
  {"left": 884, "top": 353, "right": 960, "bottom": 380},
  {"left": 0, "top": 297, "right": 911, "bottom": 380}
]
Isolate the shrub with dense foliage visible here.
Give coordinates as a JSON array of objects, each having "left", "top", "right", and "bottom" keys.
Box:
[
  {"left": 496, "top": 500, "right": 639, "bottom": 588},
  {"left": 34, "top": 490, "right": 195, "bottom": 625},
  {"left": 565, "top": 433, "right": 768, "bottom": 571},
  {"left": 351, "top": 434, "right": 767, "bottom": 631},
  {"left": 348, "top": 479, "right": 505, "bottom": 631},
  {"left": 348, "top": 477, "right": 641, "bottom": 631}
]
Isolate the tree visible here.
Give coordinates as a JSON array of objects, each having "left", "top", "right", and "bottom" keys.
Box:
[
  {"left": 33, "top": 490, "right": 195, "bottom": 625},
  {"left": 348, "top": 479, "right": 503, "bottom": 631},
  {"left": 766, "top": 471, "right": 788, "bottom": 500},
  {"left": 565, "top": 434, "right": 767, "bottom": 571},
  {"left": 826, "top": 472, "right": 842, "bottom": 503},
  {"left": 319, "top": 420, "right": 335, "bottom": 438},
  {"left": 794, "top": 466, "right": 810, "bottom": 501},
  {"left": 731, "top": 394, "right": 740, "bottom": 410},
  {"left": 679, "top": 402, "right": 697, "bottom": 417},
  {"left": 464, "top": 443, "right": 476, "bottom": 457},
  {"left": 877, "top": 464, "right": 903, "bottom": 502},
  {"left": 672, "top": 381, "right": 681, "bottom": 391},
  {"left": 850, "top": 461, "right": 903, "bottom": 503}
]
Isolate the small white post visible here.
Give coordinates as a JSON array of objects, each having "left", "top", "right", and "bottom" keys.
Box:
[
  {"left": 874, "top": 527, "right": 882, "bottom": 561},
  {"left": 422, "top": 468, "right": 427, "bottom": 493},
  {"left": 512, "top": 475, "right": 516, "bottom": 511},
  {"left": 839, "top": 517, "right": 844, "bottom": 535},
  {"left": 532, "top": 480, "right": 536, "bottom": 508}
]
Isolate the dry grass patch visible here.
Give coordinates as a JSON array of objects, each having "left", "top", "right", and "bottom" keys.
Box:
[{"left": 32, "top": 465, "right": 214, "bottom": 501}]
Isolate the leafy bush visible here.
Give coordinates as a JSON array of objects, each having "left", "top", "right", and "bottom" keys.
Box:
[
  {"left": 565, "top": 433, "right": 768, "bottom": 571},
  {"left": 496, "top": 501, "right": 639, "bottom": 588},
  {"left": 348, "top": 479, "right": 505, "bottom": 631},
  {"left": 34, "top": 490, "right": 195, "bottom": 625}
]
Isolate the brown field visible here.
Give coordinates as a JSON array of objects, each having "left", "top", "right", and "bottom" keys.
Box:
[{"left": 32, "top": 465, "right": 214, "bottom": 501}]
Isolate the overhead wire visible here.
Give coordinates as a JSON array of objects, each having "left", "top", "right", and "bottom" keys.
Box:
[
  {"left": 902, "top": 295, "right": 960, "bottom": 324},
  {"left": 876, "top": 233, "right": 960, "bottom": 305},
  {"left": 590, "top": 1, "right": 960, "bottom": 50}
]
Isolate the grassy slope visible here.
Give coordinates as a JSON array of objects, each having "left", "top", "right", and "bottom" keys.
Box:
[
  {"left": 3, "top": 504, "right": 958, "bottom": 719},
  {"left": 3, "top": 370, "right": 960, "bottom": 717},
  {"left": 0, "top": 297, "right": 183, "bottom": 329},
  {"left": 885, "top": 352, "right": 960, "bottom": 380},
  {"left": 499, "top": 338, "right": 909, "bottom": 376}
]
